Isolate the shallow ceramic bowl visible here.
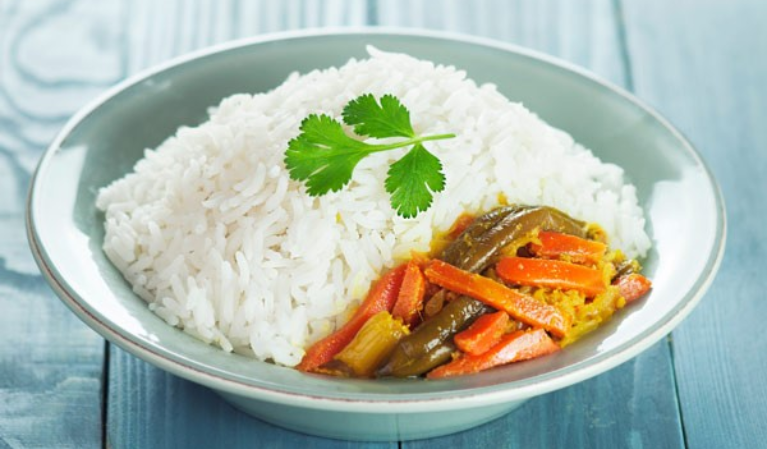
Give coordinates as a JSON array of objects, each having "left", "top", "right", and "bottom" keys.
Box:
[{"left": 26, "top": 29, "right": 725, "bottom": 441}]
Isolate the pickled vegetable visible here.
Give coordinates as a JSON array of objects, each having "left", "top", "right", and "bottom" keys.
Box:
[
  {"left": 297, "top": 264, "right": 407, "bottom": 372},
  {"left": 613, "top": 273, "right": 652, "bottom": 303},
  {"left": 496, "top": 257, "right": 607, "bottom": 297},
  {"left": 334, "top": 311, "right": 410, "bottom": 377},
  {"left": 427, "top": 328, "right": 560, "bottom": 379},
  {"left": 454, "top": 310, "right": 509, "bottom": 356},
  {"left": 529, "top": 230, "right": 607, "bottom": 264},
  {"left": 376, "top": 297, "right": 488, "bottom": 377},
  {"left": 378, "top": 206, "right": 587, "bottom": 377},
  {"left": 423, "top": 260, "right": 570, "bottom": 337},
  {"left": 303, "top": 205, "right": 651, "bottom": 380},
  {"left": 391, "top": 261, "right": 427, "bottom": 328},
  {"left": 441, "top": 205, "right": 587, "bottom": 272}
]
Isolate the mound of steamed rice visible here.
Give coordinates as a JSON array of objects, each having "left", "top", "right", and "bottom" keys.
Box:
[{"left": 96, "top": 47, "right": 651, "bottom": 367}]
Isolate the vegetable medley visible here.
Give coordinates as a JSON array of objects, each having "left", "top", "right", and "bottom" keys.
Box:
[{"left": 297, "top": 205, "right": 652, "bottom": 379}]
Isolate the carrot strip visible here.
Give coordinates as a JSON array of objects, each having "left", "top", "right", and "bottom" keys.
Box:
[
  {"left": 614, "top": 273, "right": 652, "bottom": 303},
  {"left": 447, "top": 213, "right": 476, "bottom": 240},
  {"left": 297, "top": 264, "right": 407, "bottom": 372},
  {"left": 409, "top": 251, "right": 431, "bottom": 268},
  {"left": 454, "top": 310, "right": 509, "bottom": 356},
  {"left": 424, "top": 260, "right": 570, "bottom": 337},
  {"left": 529, "top": 231, "right": 606, "bottom": 264},
  {"left": 427, "top": 328, "right": 560, "bottom": 379},
  {"left": 496, "top": 257, "right": 606, "bottom": 297},
  {"left": 392, "top": 261, "right": 427, "bottom": 328}
]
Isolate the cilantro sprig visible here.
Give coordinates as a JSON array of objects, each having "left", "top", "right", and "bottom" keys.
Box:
[{"left": 284, "top": 94, "right": 454, "bottom": 218}]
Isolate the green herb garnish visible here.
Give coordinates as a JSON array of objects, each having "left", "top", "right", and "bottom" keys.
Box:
[{"left": 284, "top": 93, "right": 455, "bottom": 218}]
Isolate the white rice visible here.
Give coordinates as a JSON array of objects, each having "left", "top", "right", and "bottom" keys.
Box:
[{"left": 96, "top": 47, "right": 650, "bottom": 367}]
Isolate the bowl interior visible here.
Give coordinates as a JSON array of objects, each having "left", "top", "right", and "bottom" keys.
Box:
[{"left": 29, "top": 32, "right": 724, "bottom": 402}]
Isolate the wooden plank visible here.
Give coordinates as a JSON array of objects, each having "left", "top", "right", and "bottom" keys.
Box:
[
  {"left": 0, "top": 0, "right": 108, "bottom": 447},
  {"left": 98, "top": 0, "right": 685, "bottom": 447},
  {"left": 373, "top": 1, "right": 685, "bottom": 447},
  {"left": 409, "top": 341, "right": 681, "bottom": 449},
  {"left": 107, "top": 347, "right": 394, "bottom": 449},
  {"left": 372, "top": 0, "right": 628, "bottom": 86},
  {"left": 0, "top": 281, "right": 104, "bottom": 449},
  {"left": 103, "top": 1, "right": 393, "bottom": 448},
  {"left": 622, "top": 1, "right": 767, "bottom": 448},
  {"left": 78, "top": 0, "right": 687, "bottom": 447}
]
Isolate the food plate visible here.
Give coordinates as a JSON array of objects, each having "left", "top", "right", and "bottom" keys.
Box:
[{"left": 26, "top": 29, "right": 725, "bottom": 441}]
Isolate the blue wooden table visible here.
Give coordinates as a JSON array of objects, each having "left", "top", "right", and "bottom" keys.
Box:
[{"left": 1, "top": 1, "right": 764, "bottom": 447}]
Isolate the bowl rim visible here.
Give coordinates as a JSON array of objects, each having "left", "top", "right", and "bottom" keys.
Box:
[{"left": 26, "top": 27, "right": 727, "bottom": 413}]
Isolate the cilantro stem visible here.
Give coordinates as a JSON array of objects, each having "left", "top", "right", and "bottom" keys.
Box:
[
  {"left": 367, "top": 133, "right": 456, "bottom": 153},
  {"left": 285, "top": 93, "right": 456, "bottom": 217}
]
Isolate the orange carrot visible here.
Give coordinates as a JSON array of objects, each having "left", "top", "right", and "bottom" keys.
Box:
[
  {"left": 424, "top": 260, "right": 570, "bottom": 337},
  {"left": 427, "top": 328, "right": 560, "bottom": 379},
  {"left": 529, "top": 231, "right": 606, "bottom": 264},
  {"left": 409, "top": 251, "right": 431, "bottom": 268},
  {"left": 614, "top": 273, "right": 652, "bottom": 303},
  {"left": 454, "top": 310, "right": 509, "bottom": 356},
  {"left": 496, "top": 257, "right": 606, "bottom": 297},
  {"left": 392, "top": 261, "right": 427, "bottom": 327},
  {"left": 297, "top": 264, "right": 407, "bottom": 372},
  {"left": 447, "top": 213, "right": 476, "bottom": 239}
]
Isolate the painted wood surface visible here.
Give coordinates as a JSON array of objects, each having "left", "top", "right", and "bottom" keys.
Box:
[
  {"left": 107, "top": 348, "right": 393, "bottom": 449},
  {"left": 0, "top": 0, "right": 108, "bottom": 447},
  {"left": 100, "top": 1, "right": 683, "bottom": 447},
  {"left": 623, "top": 1, "right": 767, "bottom": 448},
  {"left": 0, "top": 0, "right": 762, "bottom": 447}
]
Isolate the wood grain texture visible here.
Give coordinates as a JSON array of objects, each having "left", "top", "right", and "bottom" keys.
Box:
[
  {"left": 101, "top": 0, "right": 685, "bottom": 446},
  {"left": 383, "top": 1, "right": 684, "bottom": 447},
  {"left": 622, "top": 1, "right": 767, "bottom": 448},
  {"left": 0, "top": 281, "right": 104, "bottom": 449},
  {"left": 372, "top": 0, "right": 628, "bottom": 87},
  {"left": 11, "top": 0, "right": 753, "bottom": 446},
  {"left": 408, "top": 341, "right": 682, "bottom": 449},
  {"left": 107, "top": 347, "right": 395, "bottom": 449},
  {"left": 103, "top": 1, "right": 387, "bottom": 448},
  {"left": 0, "top": 0, "right": 108, "bottom": 447}
]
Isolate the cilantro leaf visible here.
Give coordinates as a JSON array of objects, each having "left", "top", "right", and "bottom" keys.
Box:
[
  {"left": 284, "top": 94, "right": 454, "bottom": 218},
  {"left": 342, "top": 93, "right": 415, "bottom": 138},
  {"left": 385, "top": 144, "right": 446, "bottom": 218},
  {"left": 285, "top": 114, "right": 374, "bottom": 195}
]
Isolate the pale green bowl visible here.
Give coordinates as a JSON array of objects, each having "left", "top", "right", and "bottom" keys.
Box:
[{"left": 26, "top": 29, "right": 725, "bottom": 441}]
